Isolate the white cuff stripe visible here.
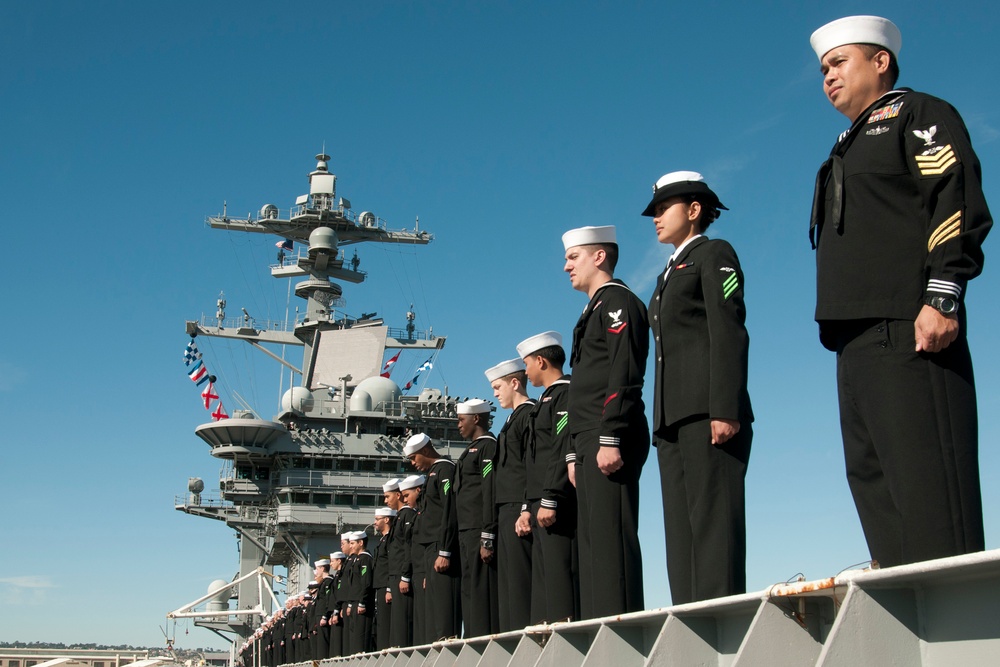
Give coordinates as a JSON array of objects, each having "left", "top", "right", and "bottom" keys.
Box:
[{"left": 927, "top": 279, "right": 962, "bottom": 298}]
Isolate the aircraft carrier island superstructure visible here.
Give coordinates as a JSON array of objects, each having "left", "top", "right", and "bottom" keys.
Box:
[{"left": 170, "top": 154, "right": 468, "bottom": 643}]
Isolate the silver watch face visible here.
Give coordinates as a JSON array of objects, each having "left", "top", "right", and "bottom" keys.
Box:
[{"left": 934, "top": 297, "right": 958, "bottom": 314}]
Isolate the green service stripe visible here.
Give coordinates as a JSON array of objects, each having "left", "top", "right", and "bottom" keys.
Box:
[
  {"left": 443, "top": 480, "right": 451, "bottom": 495},
  {"left": 482, "top": 462, "right": 493, "bottom": 477},
  {"left": 556, "top": 414, "right": 569, "bottom": 434},
  {"left": 723, "top": 274, "right": 739, "bottom": 299}
]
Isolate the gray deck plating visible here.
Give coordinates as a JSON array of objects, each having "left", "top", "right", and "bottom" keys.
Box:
[{"left": 276, "top": 549, "right": 1000, "bottom": 667}]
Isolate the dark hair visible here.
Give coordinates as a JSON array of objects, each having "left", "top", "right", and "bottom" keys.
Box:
[
  {"left": 474, "top": 411, "right": 493, "bottom": 429},
  {"left": 858, "top": 43, "right": 900, "bottom": 87},
  {"left": 531, "top": 345, "right": 566, "bottom": 368},
  {"left": 685, "top": 195, "right": 722, "bottom": 233}
]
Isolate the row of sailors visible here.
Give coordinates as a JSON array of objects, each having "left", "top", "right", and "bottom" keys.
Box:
[{"left": 237, "top": 330, "right": 581, "bottom": 661}]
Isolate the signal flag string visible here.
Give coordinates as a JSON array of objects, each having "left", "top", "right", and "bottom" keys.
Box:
[{"left": 184, "top": 338, "right": 228, "bottom": 420}]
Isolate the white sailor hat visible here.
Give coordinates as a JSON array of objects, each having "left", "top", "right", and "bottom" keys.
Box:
[
  {"left": 330, "top": 551, "right": 346, "bottom": 560},
  {"left": 485, "top": 358, "right": 526, "bottom": 382},
  {"left": 314, "top": 558, "right": 330, "bottom": 567},
  {"left": 641, "top": 171, "right": 728, "bottom": 217},
  {"left": 382, "top": 477, "right": 402, "bottom": 493},
  {"left": 561, "top": 225, "right": 616, "bottom": 251},
  {"left": 457, "top": 398, "right": 491, "bottom": 414},
  {"left": 398, "top": 474, "right": 426, "bottom": 491},
  {"left": 810, "top": 15, "right": 901, "bottom": 60},
  {"left": 307, "top": 581, "right": 319, "bottom": 589},
  {"left": 403, "top": 433, "right": 431, "bottom": 456},
  {"left": 517, "top": 331, "right": 563, "bottom": 359},
  {"left": 340, "top": 531, "right": 353, "bottom": 541},
  {"left": 349, "top": 530, "right": 368, "bottom": 541},
  {"left": 375, "top": 507, "right": 398, "bottom": 517}
]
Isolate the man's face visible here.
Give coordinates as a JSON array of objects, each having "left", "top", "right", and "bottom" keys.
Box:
[
  {"left": 383, "top": 489, "right": 402, "bottom": 509},
  {"left": 523, "top": 354, "right": 544, "bottom": 387},
  {"left": 341, "top": 538, "right": 349, "bottom": 553},
  {"left": 373, "top": 515, "right": 388, "bottom": 534},
  {"left": 401, "top": 486, "right": 420, "bottom": 506},
  {"left": 492, "top": 377, "right": 515, "bottom": 409},
  {"left": 820, "top": 44, "right": 888, "bottom": 120},
  {"left": 408, "top": 449, "right": 430, "bottom": 471},
  {"left": 349, "top": 539, "right": 363, "bottom": 554},
  {"left": 457, "top": 413, "right": 478, "bottom": 440},
  {"left": 564, "top": 245, "right": 602, "bottom": 293}
]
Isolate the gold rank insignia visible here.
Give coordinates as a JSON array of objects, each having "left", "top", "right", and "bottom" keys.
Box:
[
  {"left": 915, "top": 144, "right": 958, "bottom": 176},
  {"left": 928, "top": 211, "right": 962, "bottom": 251}
]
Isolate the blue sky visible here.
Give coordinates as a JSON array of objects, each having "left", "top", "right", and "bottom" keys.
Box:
[{"left": 2, "top": 0, "right": 999, "bottom": 649}]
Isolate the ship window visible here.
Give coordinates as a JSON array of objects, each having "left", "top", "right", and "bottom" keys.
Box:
[
  {"left": 335, "top": 493, "right": 354, "bottom": 506},
  {"left": 313, "top": 493, "right": 331, "bottom": 505},
  {"left": 336, "top": 459, "right": 356, "bottom": 471},
  {"left": 378, "top": 460, "right": 399, "bottom": 472},
  {"left": 95, "top": 662, "right": 105, "bottom": 667},
  {"left": 10, "top": 661, "right": 20, "bottom": 667},
  {"left": 357, "top": 494, "right": 379, "bottom": 507},
  {"left": 292, "top": 492, "right": 310, "bottom": 504},
  {"left": 313, "top": 459, "right": 333, "bottom": 470},
  {"left": 25, "top": 662, "right": 36, "bottom": 667},
  {"left": 236, "top": 465, "right": 253, "bottom": 479},
  {"left": 255, "top": 467, "right": 270, "bottom": 480},
  {"left": 277, "top": 494, "right": 290, "bottom": 504},
  {"left": 292, "top": 457, "right": 309, "bottom": 468},
  {"left": 357, "top": 459, "right": 378, "bottom": 471}
]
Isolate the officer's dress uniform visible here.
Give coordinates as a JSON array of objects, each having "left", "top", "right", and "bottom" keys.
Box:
[
  {"left": 526, "top": 375, "right": 578, "bottom": 623},
  {"left": 455, "top": 432, "right": 499, "bottom": 637},
  {"left": 374, "top": 529, "right": 393, "bottom": 649},
  {"left": 811, "top": 88, "right": 990, "bottom": 567},
  {"left": 569, "top": 279, "right": 650, "bottom": 618},
  {"left": 650, "top": 235, "right": 754, "bottom": 604},
  {"left": 494, "top": 399, "right": 536, "bottom": 631},
  {"left": 389, "top": 504, "right": 417, "bottom": 647},
  {"left": 414, "top": 458, "right": 461, "bottom": 641}
]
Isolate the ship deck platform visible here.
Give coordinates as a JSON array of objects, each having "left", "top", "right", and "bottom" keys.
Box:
[{"left": 283, "top": 548, "right": 1000, "bottom": 667}]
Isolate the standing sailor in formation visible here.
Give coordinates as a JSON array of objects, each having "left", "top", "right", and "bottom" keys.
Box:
[
  {"left": 454, "top": 398, "right": 500, "bottom": 636},
  {"left": 563, "top": 225, "right": 650, "bottom": 618},
  {"left": 485, "top": 358, "right": 535, "bottom": 631},
  {"left": 642, "top": 171, "right": 754, "bottom": 604},
  {"left": 393, "top": 474, "right": 424, "bottom": 646},
  {"left": 373, "top": 507, "right": 397, "bottom": 649},
  {"left": 517, "top": 331, "right": 578, "bottom": 623},
  {"left": 406, "top": 433, "right": 461, "bottom": 641},
  {"left": 809, "top": 15, "right": 989, "bottom": 567}
]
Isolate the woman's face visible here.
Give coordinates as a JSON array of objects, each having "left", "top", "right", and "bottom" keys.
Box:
[{"left": 653, "top": 196, "right": 700, "bottom": 247}]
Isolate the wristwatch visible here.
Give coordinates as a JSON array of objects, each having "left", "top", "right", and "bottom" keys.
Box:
[
  {"left": 481, "top": 538, "right": 494, "bottom": 550},
  {"left": 926, "top": 295, "right": 959, "bottom": 315}
]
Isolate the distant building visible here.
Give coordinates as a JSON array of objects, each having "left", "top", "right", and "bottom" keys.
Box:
[{"left": 0, "top": 649, "right": 151, "bottom": 667}]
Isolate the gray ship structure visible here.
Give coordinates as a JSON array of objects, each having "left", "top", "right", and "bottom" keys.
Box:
[{"left": 170, "top": 153, "right": 467, "bottom": 643}]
